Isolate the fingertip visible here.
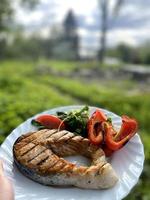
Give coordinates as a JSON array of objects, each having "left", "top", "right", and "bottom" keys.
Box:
[{"left": 0, "top": 160, "right": 4, "bottom": 175}]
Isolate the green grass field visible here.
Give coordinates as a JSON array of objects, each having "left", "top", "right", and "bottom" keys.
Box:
[{"left": 0, "top": 60, "right": 150, "bottom": 199}]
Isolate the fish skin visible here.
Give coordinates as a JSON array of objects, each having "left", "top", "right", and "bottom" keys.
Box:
[{"left": 13, "top": 129, "right": 118, "bottom": 189}]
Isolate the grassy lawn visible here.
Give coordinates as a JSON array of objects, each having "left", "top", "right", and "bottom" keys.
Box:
[{"left": 0, "top": 59, "right": 150, "bottom": 199}]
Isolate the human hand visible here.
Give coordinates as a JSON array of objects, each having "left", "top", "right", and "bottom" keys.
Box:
[{"left": 0, "top": 160, "right": 14, "bottom": 200}]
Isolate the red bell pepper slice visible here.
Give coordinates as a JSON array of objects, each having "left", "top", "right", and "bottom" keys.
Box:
[
  {"left": 102, "top": 145, "right": 114, "bottom": 157},
  {"left": 87, "top": 110, "right": 107, "bottom": 145},
  {"left": 104, "top": 115, "right": 138, "bottom": 151}
]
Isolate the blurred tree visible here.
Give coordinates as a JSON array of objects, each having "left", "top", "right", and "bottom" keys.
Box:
[
  {"left": 0, "top": 0, "right": 12, "bottom": 59},
  {"left": 0, "top": 0, "right": 39, "bottom": 33},
  {"left": 0, "top": 0, "right": 12, "bottom": 32},
  {"left": 97, "top": 0, "right": 124, "bottom": 63},
  {"left": 117, "top": 44, "right": 134, "bottom": 63},
  {"left": 64, "top": 10, "right": 77, "bottom": 38},
  {"left": 63, "top": 10, "right": 79, "bottom": 60},
  {"left": 107, "top": 42, "right": 150, "bottom": 65},
  {"left": 51, "top": 10, "right": 79, "bottom": 60},
  {"left": 0, "top": 38, "right": 7, "bottom": 59},
  {"left": 20, "top": 0, "right": 39, "bottom": 9},
  {"left": 6, "top": 31, "right": 54, "bottom": 60},
  {"left": 139, "top": 41, "right": 150, "bottom": 65},
  {"left": 0, "top": 0, "right": 39, "bottom": 59}
]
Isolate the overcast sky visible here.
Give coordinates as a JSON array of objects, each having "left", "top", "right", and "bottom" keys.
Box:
[{"left": 14, "top": 0, "right": 150, "bottom": 55}]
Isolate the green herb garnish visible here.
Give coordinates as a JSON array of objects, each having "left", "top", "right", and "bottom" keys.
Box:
[
  {"left": 107, "top": 117, "right": 112, "bottom": 124},
  {"left": 57, "top": 105, "right": 89, "bottom": 137}
]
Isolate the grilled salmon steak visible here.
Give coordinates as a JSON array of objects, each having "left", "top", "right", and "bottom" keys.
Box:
[{"left": 13, "top": 129, "right": 118, "bottom": 189}]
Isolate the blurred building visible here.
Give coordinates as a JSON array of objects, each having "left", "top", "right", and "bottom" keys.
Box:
[{"left": 52, "top": 10, "right": 79, "bottom": 60}]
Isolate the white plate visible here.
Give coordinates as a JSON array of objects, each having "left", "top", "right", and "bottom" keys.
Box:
[{"left": 0, "top": 106, "right": 144, "bottom": 200}]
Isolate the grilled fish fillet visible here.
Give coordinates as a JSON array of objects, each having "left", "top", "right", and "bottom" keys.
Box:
[{"left": 13, "top": 129, "right": 118, "bottom": 189}]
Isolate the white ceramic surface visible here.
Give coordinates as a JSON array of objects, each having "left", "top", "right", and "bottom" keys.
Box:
[{"left": 0, "top": 106, "right": 144, "bottom": 200}]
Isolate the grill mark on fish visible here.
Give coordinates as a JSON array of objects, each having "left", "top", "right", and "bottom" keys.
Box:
[
  {"left": 39, "top": 153, "right": 59, "bottom": 171},
  {"left": 59, "top": 162, "right": 75, "bottom": 173},
  {"left": 85, "top": 165, "right": 99, "bottom": 176},
  {"left": 55, "top": 131, "right": 69, "bottom": 141},
  {"left": 65, "top": 135, "right": 76, "bottom": 143},
  {"left": 27, "top": 149, "right": 47, "bottom": 163},
  {"left": 42, "top": 129, "right": 58, "bottom": 139},
  {"left": 52, "top": 144, "right": 76, "bottom": 157},
  {"left": 68, "top": 137, "right": 84, "bottom": 150},
  {"left": 55, "top": 140, "right": 78, "bottom": 154},
  {"left": 16, "top": 143, "right": 36, "bottom": 156},
  {"left": 47, "top": 159, "right": 60, "bottom": 170},
  {"left": 20, "top": 144, "right": 38, "bottom": 157},
  {"left": 46, "top": 130, "right": 68, "bottom": 142},
  {"left": 64, "top": 146, "right": 77, "bottom": 155},
  {"left": 73, "top": 166, "right": 88, "bottom": 175},
  {"left": 60, "top": 144, "right": 79, "bottom": 156},
  {"left": 98, "top": 163, "right": 108, "bottom": 174},
  {"left": 55, "top": 134, "right": 76, "bottom": 146},
  {"left": 53, "top": 161, "right": 66, "bottom": 172},
  {"left": 47, "top": 159, "right": 67, "bottom": 173},
  {"left": 65, "top": 137, "right": 84, "bottom": 152},
  {"left": 28, "top": 149, "right": 53, "bottom": 167},
  {"left": 58, "top": 132, "right": 75, "bottom": 142},
  {"left": 20, "top": 145, "right": 46, "bottom": 162},
  {"left": 36, "top": 155, "right": 49, "bottom": 166},
  {"left": 86, "top": 162, "right": 107, "bottom": 176},
  {"left": 40, "top": 156, "right": 60, "bottom": 174}
]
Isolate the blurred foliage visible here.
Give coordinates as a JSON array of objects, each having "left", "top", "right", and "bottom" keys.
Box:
[
  {"left": 0, "top": 0, "right": 12, "bottom": 32},
  {"left": 107, "top": 42, "right": 150, "bottom": 65},
  {"left": 4, "top": 34, "right": 54, "bottom": 60},
  {"left": 0, "top": 60, "right": 150, "bottom": 199},
  {"left": 2, "top": 37, "right": 150, "bottom": 64}
]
